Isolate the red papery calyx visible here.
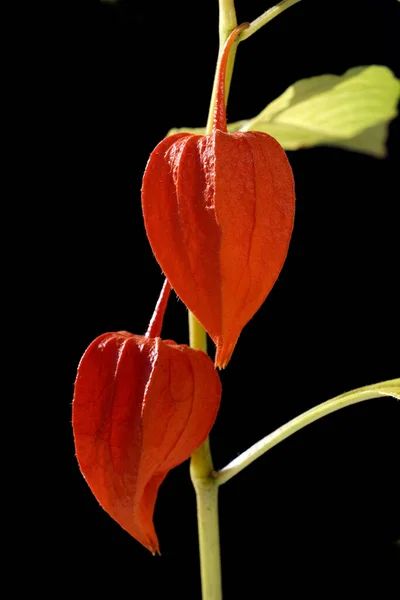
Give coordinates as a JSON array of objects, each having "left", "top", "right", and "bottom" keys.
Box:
[
  {"left": 72, "top": 280, "right": 222, "bottom": 554},
  {"left": 141, "top": 24, "right": 295, "bottom": 368}
]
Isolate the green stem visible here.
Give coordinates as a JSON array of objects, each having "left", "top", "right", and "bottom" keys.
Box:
[
  {"left": 239, "top": 0, "right": 302, "bottom": 42},
  {"left": 218, "top": 0, "right": 237, "bottom": 43},
  {"left": 214, "top": 379, "right": 400, "bottom": 486},
  {"left": 190, "top": 437, "right": 221, "bottom": 600},
  {"left": 189, "top": 312, "right": 222, "bottom": 600},
  {"left": 190, "top": 3, "right": 240, "bottom": 597},
  {"left": 189, "top": 312, "right": 208, "bottom": 352}
]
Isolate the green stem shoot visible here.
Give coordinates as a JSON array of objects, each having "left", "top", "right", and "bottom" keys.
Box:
[
  {"left": 215, "top": 379, "right": 400, "bottom": 486},
  {"left": 239, "top": 0, "right": 302, "bottom": 42}
]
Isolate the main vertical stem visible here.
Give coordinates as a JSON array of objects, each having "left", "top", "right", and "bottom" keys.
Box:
[
  {"left": 190, "top": 429, "right": 221, "bottom": 600},
  {"left": 189, "top": 312, "right": 222, "bottom": 600},
  {"left": 189, "top": 2, "right": 238, "bottom": 599}
]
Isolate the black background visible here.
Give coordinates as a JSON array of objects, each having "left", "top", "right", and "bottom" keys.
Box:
[{"left": 63, "top": 0, "right": 399, "bottom": 597}]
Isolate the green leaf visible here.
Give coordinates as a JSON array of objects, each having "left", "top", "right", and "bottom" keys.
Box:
[{"left": 168, "top": 66, "right": 400, "bottom": 158}]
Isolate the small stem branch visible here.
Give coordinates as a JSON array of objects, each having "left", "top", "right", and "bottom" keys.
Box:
[
  {"left": 145, "top": 278, "right": 171, "bottom": 338},
  {"left": 215, "top": 379, "right": 399, "bottom": 486},
  {"left": 206, "top": 0, "right": 239, "bottom": 133},
  {"left": 239, "top": 0, "right": 302, "bottom": 42},
  {"left": 213, "top": 24, "right": 249, "bottom": 133}
]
